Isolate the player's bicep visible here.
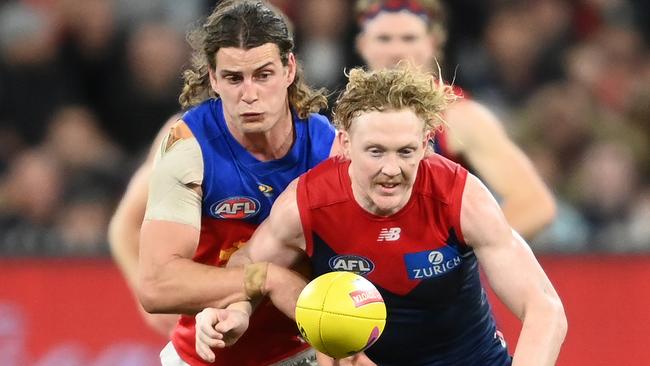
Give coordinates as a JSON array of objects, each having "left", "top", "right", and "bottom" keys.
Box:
[
  {"left": 247, "top": 180, "right": 305, "bottom": 267},
  {"left": 144, "top": 124, "right": 203, "bottom": 230},
  {"left": 141, "top": 122, "right": 204, "bottom": 264},
  {"left": 460, "top": 175, "right": 556, "bottom": 318}
]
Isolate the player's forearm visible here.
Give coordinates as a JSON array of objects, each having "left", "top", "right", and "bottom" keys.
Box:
[
  {"left": 264, "top": 264, "right": 307, "bottom": 319},
  {"left": 138, "top": 258, "right": 249, "bottom": 314},
  {"left": 512, "top": 298, "right": 567, "bottom": 366}
]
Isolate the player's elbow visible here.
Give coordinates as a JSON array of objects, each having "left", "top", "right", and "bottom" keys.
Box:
[
  {"left": 557, "top": 305, "right": 568, "bottom": 343},
  {"left": 539, "top": 293, "right": 568, "bottom": 344},
  {"left": 137, "top": 278, "right": 158, "bottom": 313},
  {"left": 536, "top": 189, "right": 557, "bottom": 230},
  {"left": 137, "top": 270, "right": 170, "bottom": 313}
]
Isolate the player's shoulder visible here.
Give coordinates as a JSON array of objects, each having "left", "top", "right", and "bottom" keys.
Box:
[
  {"left": 422, "top": 153, "right": 461, "bottom": 172},
  {"left": 299, "top": 157, "right": 348, "bottom": 206},
  {"left": 163, "top": 120, "right": 195, "bottom": 153},
  {"left": 160, "top": 113, "right": 182, "bottom": 132},
  {"left": 306, "top": 112, "right": 331, "bottom": 124},
  {"left": 304, "top": 156, "right": 344, "bottom": 179},
  {"left": 418, "top": 155, "right": 466, "bottom": 201},
  {"left": 305, "top": 112, "right": 335, "bottom": 133}
]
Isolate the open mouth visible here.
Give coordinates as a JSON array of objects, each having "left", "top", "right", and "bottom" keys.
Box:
[
  {"left": 377, "top": 182, "right": 400, "bottom": 194},
  {"left": 379, "top": 183, "right": 398, "bottom": 189}
]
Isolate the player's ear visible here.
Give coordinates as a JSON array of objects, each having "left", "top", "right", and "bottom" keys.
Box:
[
  {"left": 208, "top": 67, "right": 219, "bottom": 94},
  {"left": 337, "top": 130, "right": 351, "bottom": 159},
  {"left": 285, "top": 52, "right": 297, "bottom": 86},
  {"left": 423, "top": 129, "right": 431, "bottom": 149},
  {"left": 422, "top": 132, "right": 432, "bottom": 157}
]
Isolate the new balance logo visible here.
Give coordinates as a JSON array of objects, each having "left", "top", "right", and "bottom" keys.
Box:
[{"left": 378, "top": 227, "right": 401, "bottom": 241}]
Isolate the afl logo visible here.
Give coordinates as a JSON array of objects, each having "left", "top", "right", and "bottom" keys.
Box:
[
  {"left": 428, "top": 251, "right": 444, "bottom": 265},
  {"left": 328, "top": 255, "right": 374, "bottom": 275},
  {"left": 210, "top": 196, "right": 260, "bottom": 219}
]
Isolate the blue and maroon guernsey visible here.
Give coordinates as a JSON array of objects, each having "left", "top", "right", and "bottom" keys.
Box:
[
  {"left": 170, "top": 98, "right": 335, "bottom": 366},
  {"left": 296, "top": 155, "right": 512, "bottom": 365}
]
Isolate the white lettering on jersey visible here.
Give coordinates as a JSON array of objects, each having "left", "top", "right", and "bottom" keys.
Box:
[{"left": 377, "top": 227, "right": 401, "bottom": 242}]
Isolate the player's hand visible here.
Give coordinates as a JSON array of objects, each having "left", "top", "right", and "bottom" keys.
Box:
[
  {"left": 265, "top": 263, "right": 308, "bottom": 320},
  {"left": 195, "top": 307, "right": 250, "bottom": 362}
]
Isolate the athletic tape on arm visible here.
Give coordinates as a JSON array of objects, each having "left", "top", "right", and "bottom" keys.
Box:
[{"left": 144, "top": 135, "right": 203, "bottom": 230}]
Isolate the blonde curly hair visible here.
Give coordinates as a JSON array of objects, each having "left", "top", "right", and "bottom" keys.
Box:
[
  {"left": 332, "top": 65, "right": 456, "bottom": 132},
  {"left": 178, "top": 0, "right": 327, "bottom": 118}
]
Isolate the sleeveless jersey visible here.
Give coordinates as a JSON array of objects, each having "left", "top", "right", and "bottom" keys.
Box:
[
  {"left": 296, "top": 155, "right": 511, "bottom": 365},
  {"left": 171, "top": 98, "right": 335, "bottom": 366}
]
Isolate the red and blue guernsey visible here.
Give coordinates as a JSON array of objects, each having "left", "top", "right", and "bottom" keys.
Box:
[
  {"left": 297, "top": 155, "right": 512, "bottom": 365},
  {"left": 171, "top": 98, "right": 335, "bottom": 366}
]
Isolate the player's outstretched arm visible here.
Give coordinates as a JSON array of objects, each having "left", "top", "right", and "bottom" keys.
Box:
[
  {"left": 108, "top": 115, "right": 181, "bottom": 335},
  {"left": 138, "top": 121, "right": 251, "bottom": 314},
  {"left": 446, "top": 100, "right": 556, "bottom": 240},
  {"left": 194, "top": 180, "right": 309, "bottom": 361},
  {"left": 231, "top": 179, "right": 310, "bottom": 317},
  {"left": 461, "top": 174, "right": 567, "bottom": 366}
]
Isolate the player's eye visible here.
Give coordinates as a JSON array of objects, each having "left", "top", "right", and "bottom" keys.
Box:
[
  {"left": 368, "top": 148, "right": 383, "bottom": 157},
  {"left": 256, "top": 71, "right": 272, "bottom": 80},
  {"left": 401, "top": 34, "right": 418, "bottom": 43},
  {"left": 376, "top": 35, "right": 391, "bottom": 43},
  {"left": 224, "top": 74, "right": 242, "bottom": 83}
]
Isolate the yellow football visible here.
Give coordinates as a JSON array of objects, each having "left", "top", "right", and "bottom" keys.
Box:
[{"left": 295, "top": 271, "right": 386, "bottom": 359}]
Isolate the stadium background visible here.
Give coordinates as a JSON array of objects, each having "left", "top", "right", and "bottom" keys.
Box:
[{"left": 0, "top": 0, "right": 648, "bottom": 364}]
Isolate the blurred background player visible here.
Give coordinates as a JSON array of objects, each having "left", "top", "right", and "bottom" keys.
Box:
[
  {"left": 195, "top": 65, "right": 567, "bottom": 365},
  {"left": 135, "top": 1, "right": 338, "bottom": 365},
  {"left": 354, "top": 0, "right": 556, "bottom": 240}
]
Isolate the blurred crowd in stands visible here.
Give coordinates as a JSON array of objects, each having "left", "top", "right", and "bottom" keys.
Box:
[{"left": 0, "top": 0, "right": 648, "bottom": 256}]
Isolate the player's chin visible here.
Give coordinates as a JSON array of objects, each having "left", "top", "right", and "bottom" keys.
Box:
[
  {"left": 373, "top": 182, "right": 404, "bottom": 198},
  {"left": 371, "top": 195, "right": 403, "bottom": 215},
  {"left": 240, "top": 122, "right": 269, "bottom": 133}
]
